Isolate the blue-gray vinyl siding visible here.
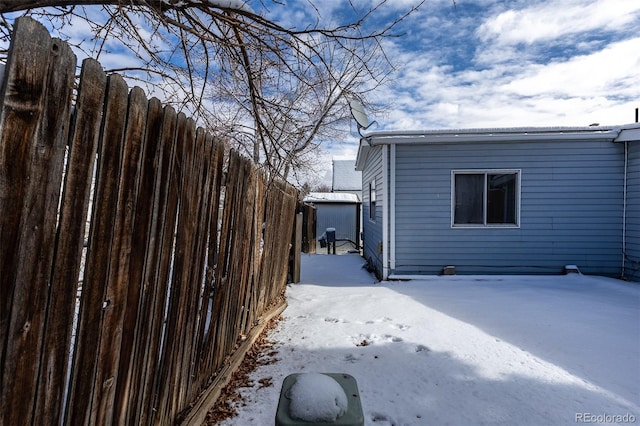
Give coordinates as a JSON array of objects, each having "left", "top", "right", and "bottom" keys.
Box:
[
  {"left": 625, "top": 141, "right": 640, "bottom": 281},
  {"left": 361, "top": 145, "right": 383, "bottom": 277},
  {"left": 393, "top": 139, "right": 625, "bottom": 276},
  {"left": 314, "top": 203, "right": 359, "bottom": 249}
]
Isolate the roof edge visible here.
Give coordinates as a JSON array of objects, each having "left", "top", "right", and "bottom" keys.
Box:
[
  {"left": 363, "top": 125, "right": 631, "bottom": 145},
  {"left": 355, "top": 140, "right": 370, "bottom": 171}
]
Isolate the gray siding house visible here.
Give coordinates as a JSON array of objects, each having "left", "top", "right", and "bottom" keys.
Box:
[
  {"left": 356, "top": 124, "right": 640, "bottom": 281},
  {"left": 621, "top": 127, "right": 640, "bottom": 281}
]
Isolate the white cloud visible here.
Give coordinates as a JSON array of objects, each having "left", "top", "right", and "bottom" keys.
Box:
[
  {"left": 477, "top": 0, "right": 640, "bottom": 45},
  {"left": 356, "top": 0, "right": 640, "bottom": 133},
  {"left": 503, "top": 37, "right": 640, "bottom": 98},
  {"left": 4, "top": 0, "right": 636, "bottom": 184}
]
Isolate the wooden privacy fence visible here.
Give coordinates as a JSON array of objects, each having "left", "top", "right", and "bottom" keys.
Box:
[{"left": 0, "top": 17, "right": 298, "bottom": 425}]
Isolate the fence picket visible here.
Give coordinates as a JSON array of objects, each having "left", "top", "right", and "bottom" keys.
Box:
[
  {"left": 141, "top": 105, "right": 179, "bottom": 426},
  {"left": 91, "top": 85, "right": 148, "bottom": 424},
  {"left": 0, "top": 18, "right": 76, "bottom": 425},
  {"left": 114, "top": 96, "right": 163, "bottom": 425},
  {"left": 36, "top": 57, "right": 107, "bottom": 425},
  {"left": 0, "top": 18, "right": 52, "bottom": 377},
  {"left": 184, "top": 130, "right": 212, "bottom": 405},
  {"left": 67, "top": 73, "right": 129, "bottom": 425},
  {"left": 200, "top": 139, "right": 225, "bottom": 380}
]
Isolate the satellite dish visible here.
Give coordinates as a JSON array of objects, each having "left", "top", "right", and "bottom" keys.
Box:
[{"left": 350, "top": 100, "right": 370, "bottom": 129}]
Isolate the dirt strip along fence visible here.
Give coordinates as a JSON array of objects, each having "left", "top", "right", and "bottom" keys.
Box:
[{"left": 0, "top": 17, "right": 299, "bottom": 426}]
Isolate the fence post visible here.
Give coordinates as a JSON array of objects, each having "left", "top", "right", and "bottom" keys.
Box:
[{"left": 292, "top": 212, "right": 303, "bottom": 283}]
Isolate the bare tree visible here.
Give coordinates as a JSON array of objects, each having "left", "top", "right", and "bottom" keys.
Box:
[{"left": 0, "top": 0, "right": 425, "bottom": 182}]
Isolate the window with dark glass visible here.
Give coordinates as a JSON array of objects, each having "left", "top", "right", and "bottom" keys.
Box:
[
  {"left": 369, "top": 180, "right": 376, "bottom": 221},
  {"left": 453, "top": 171, "right": 519, "bottom": 226}
]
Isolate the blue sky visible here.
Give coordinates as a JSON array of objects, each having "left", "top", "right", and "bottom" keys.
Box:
[
  {"left": 290, "top": 0, "right": 640, "bottom": 169},
  {"left": 4, "top": 0, "right": 637, "bottom": 184}
]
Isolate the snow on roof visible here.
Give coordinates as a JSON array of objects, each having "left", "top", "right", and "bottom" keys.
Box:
[
  {"left": 304, "top": 192, "right": 359, "bottom": 203},
  {"left": 332, "top": 160, "right": 361, "bottom": 191}
]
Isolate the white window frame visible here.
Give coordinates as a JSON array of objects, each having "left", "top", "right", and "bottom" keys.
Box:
[
  {"left": 451, "top": 169, "right": 521, "bottom": 228},
  {"left": 369, "top": 179, "right": 376, "bottom": 221}
]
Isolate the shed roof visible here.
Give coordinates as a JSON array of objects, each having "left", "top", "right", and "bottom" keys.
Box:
[{"left": 304, "top": 192, "right": 360, "bottom": 203}]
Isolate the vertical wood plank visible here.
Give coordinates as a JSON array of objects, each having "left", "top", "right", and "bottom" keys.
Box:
[
  {"left": 292, "top": 212, "right": 302, "bottom": 283},
  {"left": 113, "top": 96, "right": 163, "bottom": 425},
  {"left": 200, "top": 139, "right": 225, "bottom": 380},
  {"left": 183, "top": 129, "right": 214, "bottom": 405},
  {"left": 91, "top": 86, "right": 148, "bottom": 425},
  {"left": 0, "top": 18, "right": 54, "bottom": 389},
  {"left": 237, "top": 163, "right": 258, "bottom": 335},
  {"left": 0, "top": 18, "right": 75, "bottom": 426},
  {"left": 177, "top": 128, "right": 206, "bottom": 408},
  {"left": 222, "top": 157, "right": 254, "bottom": 361},
  {"left": 251, "top": 174, "right": 267, "bottom": 325},
  {"left": 210, "top": 151, "right": 243, "bottom": 371},
  {"left": 258, "top": 181, "right": 281, "bottom": 312},
  {"left": 35, "top": 57, "right": 107, "bottom": 425},
  {"left": 170, "top": 117, "right": 198, "bottom": 419},
  {"left": 153, "top": 112, "right": 189, "bottom": 425},
  {"left": 192, "top": 136, "right": 223, "bottom": 384},
  {"left": 140, "top": 106, "right": 178, "bottom": 426},
  {"left": 66, "top": 74, "right": 129, "bottom": 426}
]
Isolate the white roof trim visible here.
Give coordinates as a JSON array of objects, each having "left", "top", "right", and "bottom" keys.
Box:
[
  {"left": 355, "top": 124, "right": 640, "bottom": 169},
  {"left": 363, "top": 125, "right": 624, "bottom": 145},
  {"left": 355, "top": 141, "right": 370, "bottom": 171},
  {"left": 614, "top": 124, "right": 640, "bottom": 142}
]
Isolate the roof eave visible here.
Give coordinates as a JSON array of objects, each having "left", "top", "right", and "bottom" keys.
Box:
[
  {"left": 355, "top": 139, "right": 369, "bottom": 171},
  {"left": 365, "top": 129, "right": 621, "bottom": 145},
  {"left": 614, "top": 125, "right": 640, "bottom": 142}
]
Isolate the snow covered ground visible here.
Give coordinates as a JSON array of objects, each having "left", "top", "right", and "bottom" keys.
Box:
[{"left": 219, "top": 253, "right": 640, "bottom": 426}]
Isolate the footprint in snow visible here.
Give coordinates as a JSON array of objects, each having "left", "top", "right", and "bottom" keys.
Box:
[
  {"left": 383, "top": 334, "right": 403, "bottom": 343},
  {"left": 415, "top": 344, "right": 431, "bottom": 353},
  {"left": 391, "top": 323, "right": 410, "bottom": 331},
  {"left": 370, "top": 412, "right": 397, "bottom": 425},
  {"left": 365, "top": 317, "right": 393, "bottom": 325},
  {"left": 344, "top": 354, "right": 358, "bottom": 363}
]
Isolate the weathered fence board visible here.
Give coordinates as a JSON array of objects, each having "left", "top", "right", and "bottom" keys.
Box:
[
  {"left": 92, "top": 85, "right": 149, "bottom": 424},
  {"left": 0, "top": 17, "right": 299, "bottom": 426},
  {"left": 138, "top": 105, "right": 179, "bottom": 426},
  {"left": 113, "top": 96, "right": 163, "bottom": 425},
  {"left": 35, "top": 57, "right": 106, "bottom": 425},
  {"left": 0, "top": 18, "right": 52, "bottom": 384},
  {"left": 191, "top": 134, "right": 220, "bottom": 394},
  {"left": 185, "top": 129, "right": 214, "bottom": 406},
  {"left": 198, "top": 139, "right": 225, "bottom": 386},
  {"left": 66, "top": 73, "right": 128, "bottom": 426},
  {"left": 0, "top": 18, "right": 76, "bottom": 426}
]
